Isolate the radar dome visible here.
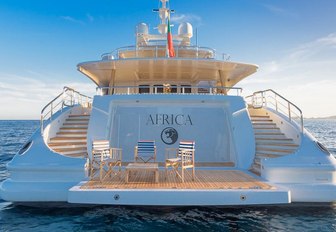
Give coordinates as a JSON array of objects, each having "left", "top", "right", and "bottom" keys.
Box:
[
  {"left": 178, "top": 22, "right": 193, "bottom": 38},
  {"left": 136, "top": 23, "right": 149, "bottom": 35}
]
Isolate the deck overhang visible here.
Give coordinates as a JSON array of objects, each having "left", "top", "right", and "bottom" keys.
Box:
[{"left": 77, "top": 58, "right": 258, "bottom": 88}]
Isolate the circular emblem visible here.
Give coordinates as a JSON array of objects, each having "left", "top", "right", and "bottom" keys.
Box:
[{"left": 161, "top": 127, "right": 178, "bottom": 145}]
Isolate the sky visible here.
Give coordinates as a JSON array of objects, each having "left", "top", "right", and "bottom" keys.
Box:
[{"left": 0, "top": 0, "right": 336, "bottom": 119}]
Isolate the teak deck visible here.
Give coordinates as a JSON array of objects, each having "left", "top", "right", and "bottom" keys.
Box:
[{"left": 81, "top": 170, "right": 274, "bottom": 190}]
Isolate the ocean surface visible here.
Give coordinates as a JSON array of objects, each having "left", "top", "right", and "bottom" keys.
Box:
[{"left": 0, "top": 119, "right": 336, "bottom": 231}]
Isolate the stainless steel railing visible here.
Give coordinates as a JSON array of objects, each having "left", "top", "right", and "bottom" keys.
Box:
[
  {"left": 246, "top": 89, "right": 304, "bottom": 133},
  {"left": 40, "top": 86, "right": 92, "bottom": 134},
  {"left": 101, "top": 45, "right": 217, "bottom": 60},
  {"left": 96, "top": 85, "right": 243, "bottom": 96}
]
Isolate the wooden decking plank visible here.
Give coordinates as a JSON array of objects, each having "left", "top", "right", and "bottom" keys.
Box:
[{"left": 82, "top": 170, "right": 273, "bottom": 190}]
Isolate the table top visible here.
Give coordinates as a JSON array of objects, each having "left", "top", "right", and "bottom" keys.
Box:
[{"left": 126, "top": 162, "right": 159, "bottom": 169}]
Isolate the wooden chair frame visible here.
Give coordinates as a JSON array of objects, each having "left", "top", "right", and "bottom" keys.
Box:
[
  {"left": 165, "top": 141, "right": 195, "bottom": 182},
  {"left": 90, "top": 140, "right": 122, "bottom": 181}
]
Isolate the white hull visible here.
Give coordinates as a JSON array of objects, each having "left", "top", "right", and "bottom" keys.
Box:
[
  {"left": 68, "top": 182, "right": 290, "bottom": 206},
  {"left": 1, "top": 96, "right": 336, "bottom": 205}
]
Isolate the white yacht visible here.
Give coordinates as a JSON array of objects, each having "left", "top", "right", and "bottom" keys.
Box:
[{"left": 1, "top": 0, "right": 336, "bottom": 206}]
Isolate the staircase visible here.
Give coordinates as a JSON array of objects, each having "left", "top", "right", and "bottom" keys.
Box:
[
  {"left": 48, "top": 113, "right": 90, "bottom": 158},
  {"left": 248, "top": 107, "right": 299, "bottom": 175}
]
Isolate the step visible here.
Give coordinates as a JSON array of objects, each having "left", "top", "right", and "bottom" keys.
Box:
[
  {"left": 60, "top": 126, "right": 88, "bottom": 130},
  {"left": 250, "top": 115, "right": 270, "bottom": 118},
  {"left": 59, "top": 128, "right": 88, "bottom": 133},
  {"left": 252, "top": 124, "right": 277, "bottom": 129},
  {"left": 256, "top": 151, "right": 292, "bottom": 157},
  {"left": 254, "top": 132, "right": 286, "bottom": 138},
  {"left": 59, "top": 151, "right": 87, "bottom": 157},
  {"left": 253, "top": 128, "right": 281, "bottom": 133},
  {"left": 255, "top": 135, "right": 289, "bottom": 141},
  {"left": 66, "top": 118, "right": 90, "bottom": 122},
  {"left": 54, "top": 149, "right": 87, "bottom": 155},
  {"left": 56, "top": 131, "right": 87, "bottom": 136},
  {"left": 251, "top": 118, "right": 273, "bottom": 122},
  {"left": 256, "top": 147, "right": 295, "bottom": 154},
  {"left": 61, "top": 126, "right": 89, "bottom": 130},
  {"left": 63, "top": 121, "right": 89, "bottom": 126},
  {"left": 256, "top": 141, "right": 298, "bottom": 146},
  {"left": 48, "top": 144, "right": 87, "bottom": 149},
  {"left": 52, "top": 147, "right": 87, "bottom": 153},
  {"left": 65, "top": 152, "right": 87, "bottom": 158},
  {"left": 252, "top": 121, "right": 276, "bottom": 126},
  {"left": 255, "top": 153, "right": 281, "bottom": 159},
  {"left": 50, "top": 137, "right": 87, "bottom": 141},
  {"left": 256, "top": 143, "right": 298, "bottom": 148},
  {"left": 69, "top": 114, "right": 90, "bottom": 117},
  {"left": 254, "top": 157, "right": 261, "bottom": 165},
  {"left": 249, "top": 165, "right": 261, "bottom": 176},
  {"left": 48, "top": 141, "right": 87, "bottom": 147},
  {"left": 256, "top": 137, "right": 293, "bottom": 141}
]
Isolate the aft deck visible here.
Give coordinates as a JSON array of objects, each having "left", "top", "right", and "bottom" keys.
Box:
[
  {"left": 81, "top": 169, "right": 274, "bottom": 190},
  {"left": 69, "top": 169, "right": 290, "bottom": 205}
]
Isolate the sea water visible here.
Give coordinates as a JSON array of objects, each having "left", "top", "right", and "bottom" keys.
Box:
[{"left": 0, "top": 119, "right": 336, "bottom": 231}]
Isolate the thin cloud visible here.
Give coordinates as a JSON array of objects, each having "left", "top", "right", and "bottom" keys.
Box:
[
  {"left": 171, "top": 13, "right": 202, "bottom": 26},
  {"left": 288, "top": 33, "right": 336, "bottom": 62},
  {"left": 263, "top": 4, "right": 297, "bottom": 17},
  {"left": 60, "top": 16, "right": 85, "bottom": 25},
  {"left": 0, "top": 73, "right": 96, "bottom": 119},
  {"left": 242, "top": 33, "right": 336, "bottom": 117}
]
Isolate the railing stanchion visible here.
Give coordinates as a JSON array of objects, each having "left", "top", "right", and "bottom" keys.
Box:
[{"left": 288, "top": 103, "right": 291, "bottom": 121}]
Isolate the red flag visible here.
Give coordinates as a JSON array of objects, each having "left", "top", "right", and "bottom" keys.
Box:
[{"left": 167, "top": 18, "right": 175, "bottom": 57}]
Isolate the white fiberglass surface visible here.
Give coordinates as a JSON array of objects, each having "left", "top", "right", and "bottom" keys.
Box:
[{"left": 107, "top": 102, "right": 233, "bottom": 163}]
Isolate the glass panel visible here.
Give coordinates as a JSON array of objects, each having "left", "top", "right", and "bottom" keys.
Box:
[{"left": 139, "top": 85, "right": 150, "bottom": 94}]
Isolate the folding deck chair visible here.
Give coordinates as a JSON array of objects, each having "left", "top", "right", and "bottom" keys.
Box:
[
  {"left": 90, "top": 140, "right": 122, "bottom": 181},
  {"left": 134, "top": 140, "right": 156, "bottom": 163},
  {"left": 165, "top": 140, "right": 195, "bottom": 182}
]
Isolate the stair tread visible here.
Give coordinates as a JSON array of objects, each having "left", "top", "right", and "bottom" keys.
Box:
[
  {"left": 256, "top": 153, "right": 280, "bottom": 158},
  {"left": 60, "top": 127, "right": 88, "bottom": 130},
  {"left": 50, "top": 137, "right": 87, "bottom": 140},
  {"left": 250, "top": 115, "right": 270, "bottom": 118},
  {"left": 69, "top": 114, "right": 90, "bottom": 117},
  {"left": 256, "top": 151, "right": 291, "bottom": 156},
  {"left": 255, "top": 132, "right": 284, "bottom": 135},
  {"left": 256, "top": 138, "right": 293, "bottom": 141},
  {"left": 253, "top": 126, "right": 278, "bottom": 129},
  {"left": 63, "top": 122, "right": 89, "bottom": 125},
  {"left": 256, "top": 143, "right": 298, "bottom": 147},
  {"left": 48, "top": 142, "right": 87, "bottom": 146},
  {"left": 57, "top": 131, "right": 87, "bottom": 134},
  {"left": 52, "top": 147, "right": 87, "bottom": 152},
  {"left": 256, "top": 148, "right": 295, "bottom": 153}
]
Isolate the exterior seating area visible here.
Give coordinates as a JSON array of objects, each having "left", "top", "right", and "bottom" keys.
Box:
[{"left": 89, "top": 139, "right": 197, "bottom": 184}]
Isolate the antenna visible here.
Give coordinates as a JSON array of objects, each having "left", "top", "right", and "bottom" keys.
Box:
[{"left": 153, "top": 0, "right": 175, "bottom": 35}]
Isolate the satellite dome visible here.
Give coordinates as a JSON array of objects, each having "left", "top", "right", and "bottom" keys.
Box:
[
  {"left": 178, "top": 22, "right": 193, "bottom": 38},
  {"left": 136, "top": 23, "right": 149, "bottom": 35}
]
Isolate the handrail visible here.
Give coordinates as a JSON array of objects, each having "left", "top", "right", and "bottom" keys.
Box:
[
  {"left": 101, "top": 45, "right": 217, "bottom": 60},
  {"left": 246, "top": 89, "right": 304, "bottom": 133},
  {"left": 96, "top": 85, "right": 243, "bottom": 96},
  {"left": 40, "top": 86, "right": 93, "bottom": 134}
]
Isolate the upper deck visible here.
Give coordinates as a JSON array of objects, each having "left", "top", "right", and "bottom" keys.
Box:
[{"left": 77, "top": 1, "right": 258, "bottom": 90}]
